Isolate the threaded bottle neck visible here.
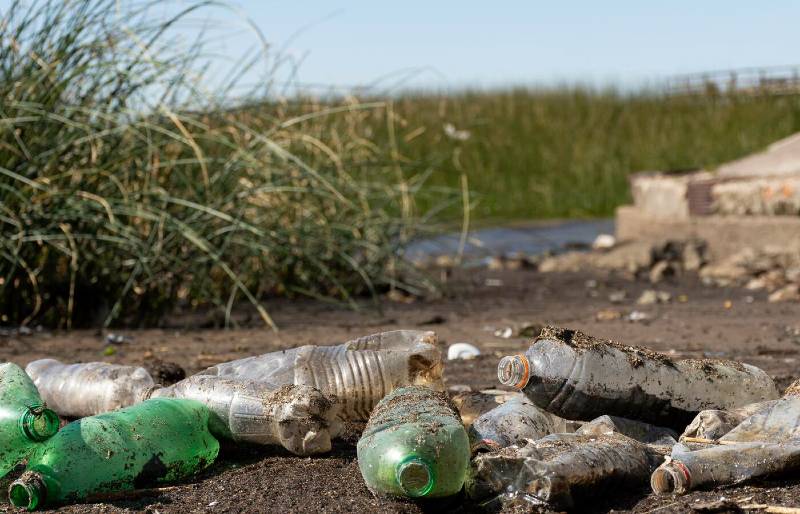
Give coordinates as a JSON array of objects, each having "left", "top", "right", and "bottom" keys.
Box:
[
  {"left": 396, "top": 456, "right": 434, "bottom": 497},
  {"left": 497, "top": 354, "right": 530, "bottom": 389},
  {"left": 19, "top": 404, "right": 59, "bottom": 442},
  {"left": 9, "top": 471, "right": 47, "bottom": 510}
]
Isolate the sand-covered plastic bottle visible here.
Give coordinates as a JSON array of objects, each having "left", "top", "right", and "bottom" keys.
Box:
[
  {"left": 0, "top": 363, "right": 59, "bottom": 478},
  {"left": 357, "top": 385, "right": 469, "bottom": 499},
  {"left": 497, "top": 326, "right": 778, "bottom": 428},
  {"left": 8, "top": 398, "right": 219, "bottom": 511}
]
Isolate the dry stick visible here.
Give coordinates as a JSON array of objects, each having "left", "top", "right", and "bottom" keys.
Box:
[{"left": 680, "top": 436, "right": 741, "bottom": 445}]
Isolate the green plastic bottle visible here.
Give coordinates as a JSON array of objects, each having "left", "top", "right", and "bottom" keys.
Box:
[
  {"left": 9, "top": 398, "right": 219, "bottom": 511},
  {"left": 0, "top": 363, "right": 59, "bottom": 478},
  {"left": 357, "top": 385, "right": 470, "bottom": 499}
]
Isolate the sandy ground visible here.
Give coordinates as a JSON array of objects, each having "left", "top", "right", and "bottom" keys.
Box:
[{"left": 2, "top": 267, "right": 800, "bottom": 513}]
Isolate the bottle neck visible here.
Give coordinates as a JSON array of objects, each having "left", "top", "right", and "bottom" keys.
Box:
[
  {"left": 497, "top": 354, "right": 530, "bottom": 389},
  {"left": 396, "top": 456, "right": 434, "bottom": 497},
  {"left": 9, "top": 471, "right": 47, "bottom": 510},
  {"left": 18, "top": 404, "right": 59, "bottom": 442}
]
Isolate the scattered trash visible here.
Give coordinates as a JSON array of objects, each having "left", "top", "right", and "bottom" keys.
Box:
[
  {"left": 577, "top": 415, "right": 678, "bottom": 446},
  {"left": 26, "top": 359, "right": 157, "bottom": 418},
  {"left": 592, "top": 233, "right": 616, "bottom": 251},
  {"left": 0, "top": 364, "right": 59, "bottom": 478},
  {"left": 9, "top": 398, "right": 219, "bottom": 510},
  {"left": 636, "top": 289, "right": 672, "bottom": 305},
  {"left": 448, "top": 343, "right": 481, "bottom": 360},
  {"left": 357, "top": 385, "right": 469, "bottom": 499},
  {"left": 153, "top": 379, "right": 342, "bottom": 456},
  {"left": 469, "top": 395, "right": 578, "bottom": 451},
  {"left": 497, "top": 326, "right": 778, "bottom": 428},
  {"left": 199, "top": 330, "right": 442, "bottom": 421},
  {"left": 467, "top": 433, "right": 662, "bottom": 510}
]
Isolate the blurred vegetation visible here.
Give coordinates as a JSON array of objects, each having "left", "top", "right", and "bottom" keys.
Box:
[
  {"left": 379, "top": 89, "right": 800, "bottom": 222},
  {"left": 0, "top": 0, "right": 457, "bottom": 328}
]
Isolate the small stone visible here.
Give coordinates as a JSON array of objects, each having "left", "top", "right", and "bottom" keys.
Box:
[
  {"left": 637, "top": 289, "right": 671, "bottom": 305},
  {"left": 596, "top": 308, "right": 622, "bottom": 321}
]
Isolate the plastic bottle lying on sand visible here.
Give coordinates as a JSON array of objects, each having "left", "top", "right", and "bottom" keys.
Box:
[
  {"left": 152, "top": 377, "right": 342, "bottom": 455},
  {"left": 497, "top": 326, "right": 778, "bottom": 428},
  {"left": 450, "top": 389, "right": 519, "bottom": 426},
  {"left": 357, "top": 385, "right": 470, "bottom": 499},
  {"left": 25, "top": 359, "right": 156, "bottom": 418},
  {"left": 577, "top": 415, "right": 678, "bottom": 446},
  {"left": 469, "top": 396, "right": 578, "bottom": 451},
  {"left": 0, "top": 364, "right": 59, "bottom": 478},
  {"left": 467, "top": 433, "right": 663, "bottom": 510},
  {"left": 681, "top": 400, "right": 780, "bottom": 441},
  {"left": 202, "top": 330, "right": 442, "bottom": 420},
  {"left": 9, "top": 398, "right": 219, "bottom": 511}
]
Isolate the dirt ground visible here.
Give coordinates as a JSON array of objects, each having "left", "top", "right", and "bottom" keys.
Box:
[{"left": 2, "top": 267, "right": 800, "bottom": 513}]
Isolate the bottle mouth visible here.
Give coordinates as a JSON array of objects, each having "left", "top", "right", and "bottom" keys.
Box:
[
  {"left": 497, "top": 355, "right": 530, "bottom": 389},
  {"left": 396, "top": 456, "right": 434, "bottom": 497},
  {"left": 651, "top": 461, "right": 691, "bottom": 495},
  {"left": 19, "top": 404, "right": 59, "bottom": 442},
  {"left": 9, "top": 471, "right": 46, "bottom": 511}
]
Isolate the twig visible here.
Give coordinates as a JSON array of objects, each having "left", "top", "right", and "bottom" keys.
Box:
[
  {"left": 739, "top": 504, "right": 800, "bottom": 514},
  {"left": 680, "top": 436, "right": 740, "bottom": 445}
]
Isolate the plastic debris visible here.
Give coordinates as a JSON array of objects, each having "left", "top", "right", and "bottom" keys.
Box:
[
  {"left": 9, "top": 398, "right": 219, "bottom": 510},
  {"left": 357, "top": 385, "right": 470, "bottom": 499},
  {"left": 681, "top": 400, "right": 780, "bottom": 441},
  {"left": 577, "top": 415, "right": 678, "bottom": 446},
  {"left": 447, "top": 342, "right": 481, "bottom": 360},
  {"left": 0, "top": 363, "right": 59, "bottom": 478},
  {"left": 467, "top": 433, "right": 662, "bottom": 510},
  {"left": 152, "top": 378, "right": 341, "bottom": 455},
  {"left": 26, "top": 359, "right": 156, "bottom": 418},
  {"left": 201, "top": 330, "right": 442, "bottom": 421},
  {"left": 592, "top": 233, "right": 616, "bottom": 250},
  {"left": 497, "top": 326, "right": 778, "bottom": 428},
  {"left": 469, "top": 395, "right": 578, "bottom": 451},
  {"left": 450, "top": 389, "right": 518, "bottom": 426}
]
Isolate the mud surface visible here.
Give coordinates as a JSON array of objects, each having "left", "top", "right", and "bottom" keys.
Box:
[{"left": 2, "top": 268, "right": 800, "bottom": 512}]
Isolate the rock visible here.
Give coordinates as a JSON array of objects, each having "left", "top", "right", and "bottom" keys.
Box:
[
  {"left": 637, "top": 289, "right": 671, "bottom": 305},
  {"left": 592, "top": 233, "right": 616, "bottom": 251},
  {"left": 681, "top": 240, "right": 707, "bottom": 271},
  {"left": 768, "top": 283, "right": 800, "bottom": 303}
]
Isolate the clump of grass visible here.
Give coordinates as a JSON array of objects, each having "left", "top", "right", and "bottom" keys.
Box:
[
  {"left": 380, "top": 88, "right": 800, "bottom": 222},
  {"left": 0, "top": 0, "right": 457, "bottom": 328}
]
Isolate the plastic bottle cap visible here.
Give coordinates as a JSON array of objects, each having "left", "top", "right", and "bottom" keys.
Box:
[
  {"left": 396, "top": 457, "right": 434, "bottom": 497},
  {"left": 19, "top": 405, "right": 60, "bottom": 442},
  {"left": 497, "top": 355, "right": 530, "bottom": 389},
  {"left": 9, "top": 472, "right": 46, "bottom": 510}
]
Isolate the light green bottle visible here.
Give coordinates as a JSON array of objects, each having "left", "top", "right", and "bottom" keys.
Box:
[
  {"left": 9, "top": 398, "right": 219, "bottom": 511},
  {"left": 357, "top": 385, "right": 470, "bottom": 499},
  {"left": 0, "top": 363, "right": 59, "bottom": 478}
]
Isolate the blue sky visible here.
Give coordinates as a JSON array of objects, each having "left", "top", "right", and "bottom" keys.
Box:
[{"left": 4, "top": 1, "right": 800, "bottom": 93}]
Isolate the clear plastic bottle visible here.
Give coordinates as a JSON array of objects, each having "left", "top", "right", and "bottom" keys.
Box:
[
  {"left": 0, "top": 363, "right": 59, "bottom": 478},
  {"left": 201, "top": 330, "right": 442, "bottom": 420},
  {"left": 577, "top": 415, "right": 678, "bottom": 446},
  {"left": 25, "top": 359, "right": 156, "bottom": 418},
  {"left": 151, "top": 377, "right": 342, "bottom": 455},
  {"left": 467, "top": 433, "right": 662, "bottom": 510},
  {"left": 8, "top": 398, "right": 219, "bottom": 510},
  {"left": 680, "top": 399, "right": 779, "bottom": 441},
  {"left": 357, "top": 385, "right": 470, "bottom": 499},
  {"left": 497, "top": 326, "right": 778, "bottom": 428},
  {"left": 469, "top": 395, "right": 578, "bottom": 451}
]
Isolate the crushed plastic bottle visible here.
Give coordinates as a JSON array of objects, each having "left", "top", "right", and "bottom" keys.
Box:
[
  {"left": 152, "top": 377, "right": 341, "bottom": 455},
  {"left": 720, "top": 396, "right": 800, "bottom": 443},
  {"left": 467, "top": 433, "right": 663, "bottom": 510},
  {"left": 8, "top": 398, "right": 219, "bottom": 510},
  {"left": 25, "top": 359, "right": 156, "bottom": 418},
  {"left": 357, "top": 385, "right": 470, "bottom": 499},
  {"left": 577, "top": 415, "right": 678, "bottom": 446},
  {"left": 469, "top": 395, "right": 578, "bottom": 451},
  {"left": 0, "top": 363, "right": 59, "bottom": 478},
  {"left": 201, "top": 330, "right": 442, "bottom": 420},
  {"left": 497, "top": 326, "right": 778, "bottom": 428},
  {"left": 450, "top": 389, "right": 517, "bottom": 426},
  {"left": 681, "top": 400, "right": 780, "bottom": 441},
  {"left": 651, "top": 441, "right": 800, "bottom": 495}
]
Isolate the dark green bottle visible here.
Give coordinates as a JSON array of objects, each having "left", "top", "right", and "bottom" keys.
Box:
[
  {"left": 9, "top": 398, "right": 219, "bottom": 510},
  {"left": 0, "top": 363, "right": 59, "bottom": 478}
]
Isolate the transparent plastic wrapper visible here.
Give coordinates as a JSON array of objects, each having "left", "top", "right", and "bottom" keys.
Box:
[
  {"left": 497, "top": 326, "right": 778, "bottom": 428},
  {"left": 357, "top": 385, "right": 470, "bottom": 499},
  {"left": 0, "top": 363, "right": 59, "bottom": 478},
  {"left": 577, "top": 415, "right": 678, "bottom": 446},
  {"left": 25, "top": 359, "right": 156, "bottom": 418},
  {"left": 450, "top": 389, "right": 519, "bottom": 426},
  {"left": 152, "top": 377, "right": 341, "bottom": 455},
  {"left": 201, "top": 330, "right": 442, "bottom": 420},
  {"left": 651, "top": 441, "right": 800, "bottom": 495},
  {"left": 9, "top": 398, "right": 218, "bottom": 510},
  {"left": 469, "top": 396, "right": 578, "bottom": 451},
  {"left": 467, "top": 433, "right": 662, "bottom": 510}
]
